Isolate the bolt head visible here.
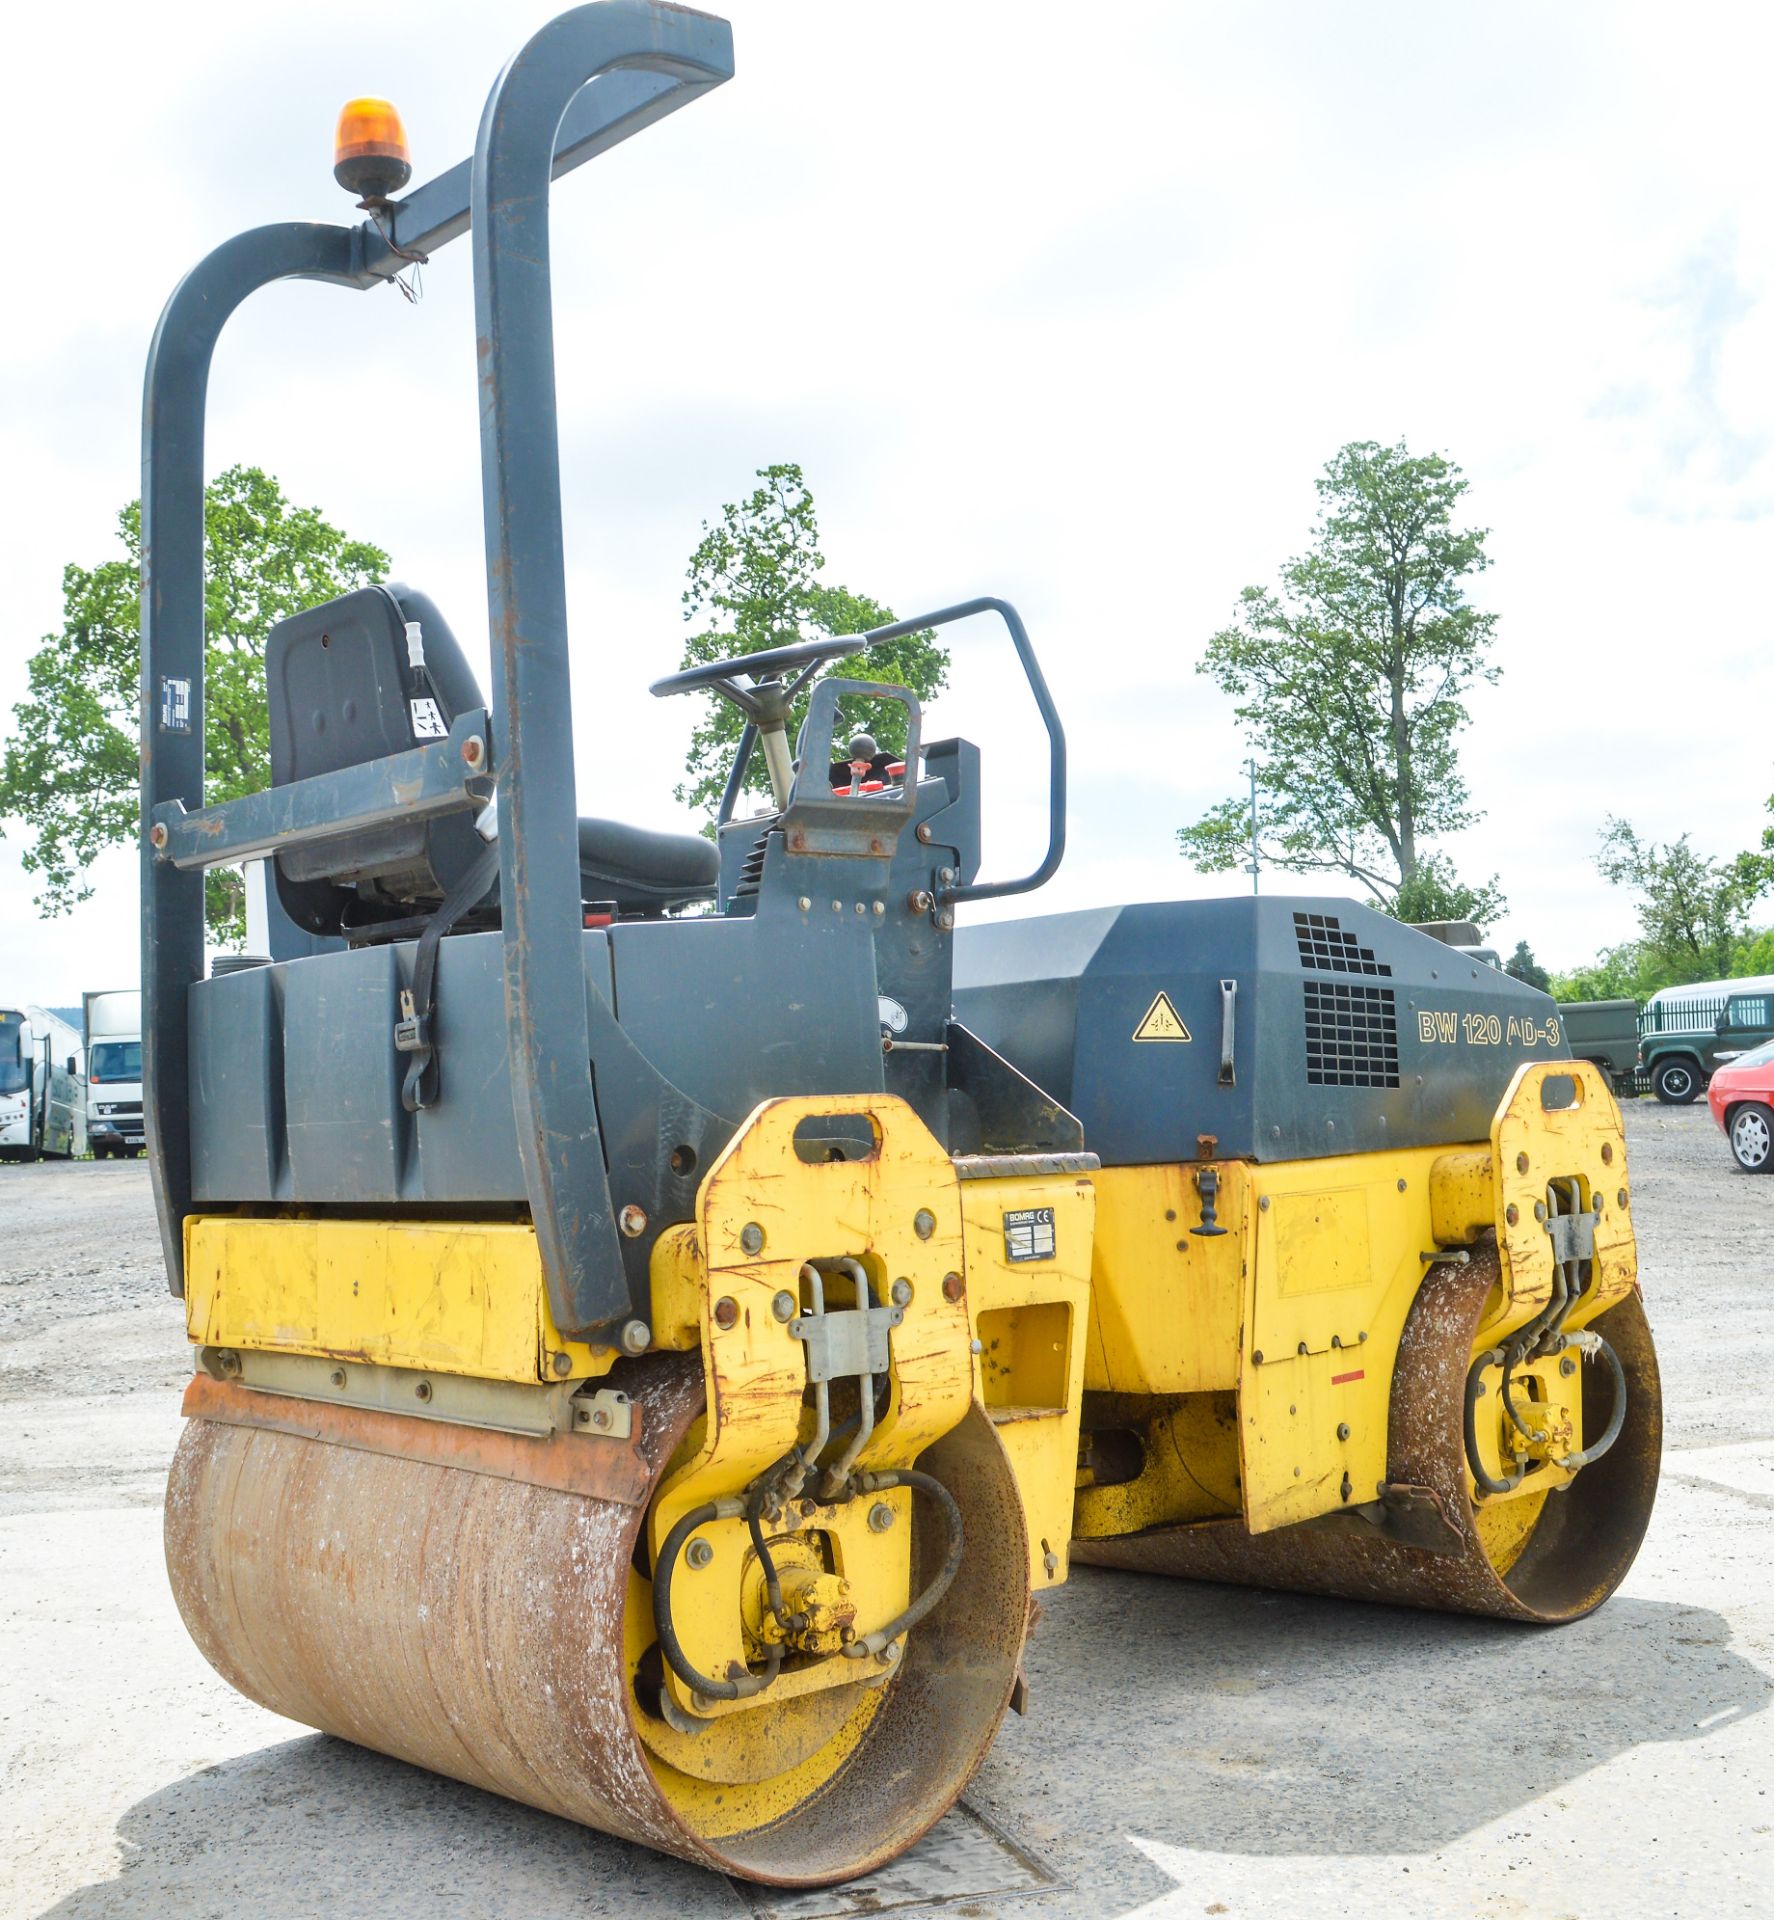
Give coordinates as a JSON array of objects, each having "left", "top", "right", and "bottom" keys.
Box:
[
  {"left": 686, "top": 1538, "right": 714, "bottom": 1570},
  {"left": 868, "top": 1501, "right": 896, "bottom": 1533},
  {"left": 913, "top": 1208, "right": 937, "bottom": 1240},
  {"left": 890, "top": 1277, "right": 913, "bottom": 1307},
  {"left": 713, "top": 1295, "right": 739, "bottom": 1330},
  {"left": 872, "top": 900, "right": 886, "bottom": 917},
  {"left": 740, "top": 1222, "right": 765, "bottom": 1256},
  {"left": 1397, "top": 1178, "right": 1407, "bottom": 1192},
  {"left": 771, "top": 1289, "right": 796, "bottom": 1322},
  {"left": 1505, "top": 1203, "right": 1520, "bottom": 1227},
  {"left": 414, "top": 1379, "right": 433, "bottom": 1402},
  {"left": 917, "top": 822, "right": 933, "bottom": 843},
  {"left": 1251, "top": 1350, "right": 1265, "bottom": 1367},
  {"left": 879, "top": 1641, "right": 900, "bottom": 1665},
  {"left": 149, "top": 822, "right": 169, "bottom": 850},
  {"left": 907, "top": 888, "right": 934, "bottom": 913},
  {"left": 1533, "top": 1201, "right": 1547, "bottom": 1223},
  {"left": 1601, "top": 1142, "right": 1614, "bottom": 1165},
  {"left": 550, "top": 1350, "right": 572, "bottom": 1378},
  {"left": 1560, "top": 1356, "right": 1577, "bottom": 1376},
  {"left": 1617, "top": 1187, "right": 1628, "bottom": 1209},
  {"left": 941, "top": 1271, "right": 964, "bottom": 1303},
  {"left": 329, "top": 1367, "right": 346, "bottom": 1389},
  {"left": 1043, "top": 1549, "right": 1060, "bottom": 1577},
  {"left": 618, "top": 1203, "right": 648, "bottom": 1238},
  {"left": 1337, "top": 1422, "right": 1351, "bottom": 1441},
  {"left": 619, "top": 1319, "right": 651, "bottom": 1355},
  {"left": 462, "top": 735, "right": 484, "bottom": 768},
  {"left": 1517, "top": 1152, "right": 1531, "bottom": 1175},
  {"left": 797, "top": 895, "right": 812, "bottom": 912},
  {"left": 936, "top": 910, "right": 955, "bottom": 931}
]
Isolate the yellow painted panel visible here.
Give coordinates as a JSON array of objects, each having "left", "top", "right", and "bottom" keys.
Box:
[
  {"left": 1241, "top": 1147, "right": 1446, "bottom": 1534},
  {"left": 1085, "top": 1162, "right": 1247, "bottom": 1395},
  {"left": 183, "top": 1215, "right": 614, "bottom": 1383},
  {"left": 960, "top": 1170, "right": 1094, "bottom": 1589}
]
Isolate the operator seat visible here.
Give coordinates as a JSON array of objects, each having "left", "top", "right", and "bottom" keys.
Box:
[{"left": 264, "top": 583, "right": 718, "bottom": 935}]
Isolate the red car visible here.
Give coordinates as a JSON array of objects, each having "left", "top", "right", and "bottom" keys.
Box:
[{"left": 1707, "top": 1038, "right": 1774, "bottom": 1171}]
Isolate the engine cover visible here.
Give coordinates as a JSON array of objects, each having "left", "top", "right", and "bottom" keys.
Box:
[{"left": 952, "top": 897, "right": 1570, "bottom": 1166}]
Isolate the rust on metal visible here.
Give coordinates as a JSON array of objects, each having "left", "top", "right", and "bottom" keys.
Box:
[
  {"left": 1075, "top": 1250, "right": 1661, "bottom": 1623},
  {"left": 180, "top": 1371, "right": 655, "bottom": 1507},
  {"left": 165, "top": 1357, "right": 1033, "bottom": 1887}
]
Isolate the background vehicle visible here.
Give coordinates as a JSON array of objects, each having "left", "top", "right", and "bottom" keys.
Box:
[
  {"left": 1640, "top": 986, "right": 1774, "bottom": 1104},
  {"left": 1706, "top": 1037, "right": 1774, "bottom": 1172},
  {"left": 0, "top": 1006, "right": 85, "bottom": 1159},
  {"left": 1558, "top": 998, "right": 1641, "bottom": 1093},
  {"left": 83, "top": 989, "right": 144, "bottom": 1159},
  {"left": 140, "top": 4, "right": 1660, "bottom": 1888}
]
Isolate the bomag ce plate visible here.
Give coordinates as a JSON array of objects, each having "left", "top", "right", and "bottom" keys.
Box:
[{"left": 141, "top": 3, "right": 1659, "bottom": 1887}]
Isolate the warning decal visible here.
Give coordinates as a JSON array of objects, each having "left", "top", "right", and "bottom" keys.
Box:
[{"left": 1132, "top": 992, "right": 1192, "bottom": 1043}]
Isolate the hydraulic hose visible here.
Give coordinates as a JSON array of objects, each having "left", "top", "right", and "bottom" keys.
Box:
[
  {"left": 1464, "top": 1348, "right": 1525, "bottom": 1497},
  {"left": 1557, "top": 1330, "right": 1629, "bottom": 1469},
  {"left": 652, "top": 1495, "right": 784, "bottom": 1702},
  {"left": 842, "top": 1467, "right": 965, "bottom": 1661}
]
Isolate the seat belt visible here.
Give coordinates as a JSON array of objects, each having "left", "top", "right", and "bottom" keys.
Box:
[{"left": 393, "top": 840, "right": 502, "bottom": 1113}]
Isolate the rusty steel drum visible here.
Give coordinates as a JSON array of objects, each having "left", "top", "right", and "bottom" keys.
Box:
[
  {"left": 1074, "top": 1255, "right": 1662, "bottom": 1623},
  {"left": 164, "top": 1353, "right": 1032, "bottom": 1887}
]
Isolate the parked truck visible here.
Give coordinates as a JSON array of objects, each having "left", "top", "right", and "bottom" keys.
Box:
[
  {"left": 0, "top": 1005, "right": 85, "bottom": 1158},
  {"left": 1555, "top": 998, "right": 1642, "bottom": 1094},
  {"left": 83, "top": 989, "right": 144, "bottom": 1158}
]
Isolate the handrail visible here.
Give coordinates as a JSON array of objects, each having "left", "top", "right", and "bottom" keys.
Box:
[
  {"left": 138, "top": 3, "right": 732, "bottom": 1304},
  {"left": 854, "top": 597, "right": 1066, "bottom": 907}
]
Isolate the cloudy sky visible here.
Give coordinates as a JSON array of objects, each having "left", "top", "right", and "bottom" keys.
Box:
[{"left": 1, "top": 0, "right": 1769, "bottom": 1003}]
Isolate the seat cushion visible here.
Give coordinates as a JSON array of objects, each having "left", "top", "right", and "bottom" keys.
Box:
[{"left": 578, "top": 816, "right": 718, "bottom": 910}]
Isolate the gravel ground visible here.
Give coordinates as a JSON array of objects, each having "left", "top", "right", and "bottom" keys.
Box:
[{"left": 2, "top": 1103, "right": 1771, "bottom": 1919}]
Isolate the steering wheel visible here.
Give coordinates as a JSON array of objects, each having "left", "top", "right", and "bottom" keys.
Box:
[
  {"left": 650, "top": 633, "right": 867, "bottom": 813},
  {"left": 648, "top": 632, "right": 865, "bottom": 711}
]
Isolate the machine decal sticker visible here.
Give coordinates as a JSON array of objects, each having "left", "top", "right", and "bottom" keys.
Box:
[
  {"left": 1003, "top": 1207, "right": 1056, "bottom": 1262},
  {"left": 159, "top": 676, "right": 191, "bottom": 733},
  {"left": 1132, "top": 992, "right": 1192, "bottom": 1043},
  {"left": 410, "top": 697, "right": 449, "bottom": 740},
  {"left": 1416, "top": 1008, "right": 1562, "bottom": 1049},
  {"left": 1331, "top": 1368, "right": 1366, "bottom": 1386}
]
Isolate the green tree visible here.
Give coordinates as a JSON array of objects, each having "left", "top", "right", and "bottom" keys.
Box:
[
  {"left": 1594, "top": 816, "right": 1766, "bottom": 985},
  {"left": 1379, "top": 852, "right": 1507, "bottom": 928},
  {"left": 1503, "top": 939, "right": 1551, "bottom": 992},
  {"left": 1178, "top": 439, "right": 1502, "bottom": 920},
  {"left": 675, "top": 464, "right": 947, "bottom": 818},
  {"left": 0, "top": 466, "right": 388, "bottom": 945}
]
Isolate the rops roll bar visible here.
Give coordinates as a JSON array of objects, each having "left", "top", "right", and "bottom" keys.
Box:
[{"left": 138, "top": 2, "right": 733, "bottom": 1332}]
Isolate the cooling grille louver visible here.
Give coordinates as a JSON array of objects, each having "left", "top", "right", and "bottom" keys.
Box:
[
  {"left": 1303, "top": 979, "right": 1400, "bottom": 1088},
  {"left": 1293, "top": 910, "right": 1391, "bottom": 978}
]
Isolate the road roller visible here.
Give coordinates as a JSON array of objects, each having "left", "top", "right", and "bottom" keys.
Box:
[{"left": 138, "top": 0, "right": 1661, "bottom": 1889}]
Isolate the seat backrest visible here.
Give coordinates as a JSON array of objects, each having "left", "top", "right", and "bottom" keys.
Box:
[{"left": 265, "top": 583, "right": 490, "bottom": 933}]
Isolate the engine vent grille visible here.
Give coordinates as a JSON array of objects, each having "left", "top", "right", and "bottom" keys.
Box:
[
  {"left": 1303, "top": 980, "right": 1400, "bottom": 1088},
  {"left": 1294, "top": 911, "right": 1391, "bottom": 977}
]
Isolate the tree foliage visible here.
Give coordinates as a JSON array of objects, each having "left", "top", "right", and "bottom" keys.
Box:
[
  {"left": 1377, "top": 852, "right": 1506, "bottom": 929},
  {"left": 1178, "top": 439, "right": 1502, "bottom": 919},
  {"left": 675, "top": 464, "right": 947, "bottom": 819},
  {"left": 1503, "top": 940, "right": 1550, "bottom": 992},
  {"left": 0, "top": 467, "right": 388, "bottom": 945},
  {"left": 1592, "top": 816, "right": 1767, "bottom": 987}
]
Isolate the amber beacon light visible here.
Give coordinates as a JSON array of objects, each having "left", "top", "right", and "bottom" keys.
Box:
[{"left": 333, "top": 98, "right": 412, "bottom": 201}]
